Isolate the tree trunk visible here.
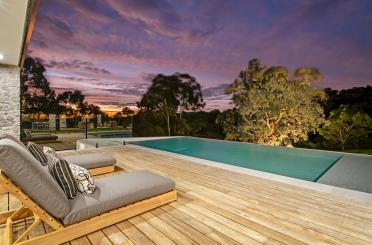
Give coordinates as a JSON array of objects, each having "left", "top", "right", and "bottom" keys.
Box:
[{"left": 166, "top": 114, "right": 171, "bottom": 136}]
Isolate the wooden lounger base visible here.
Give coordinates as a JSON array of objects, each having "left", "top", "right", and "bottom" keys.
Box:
[
  {"left": 89, "top": 165, "right": 115, "bottom": 176},
  {"left": 0, "top": 171, "right": 177, "bottom": 245}
]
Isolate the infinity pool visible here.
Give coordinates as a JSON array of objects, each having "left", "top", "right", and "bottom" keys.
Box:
[{"left": 130, "top": 137, "right": 343, "bottom": 182}]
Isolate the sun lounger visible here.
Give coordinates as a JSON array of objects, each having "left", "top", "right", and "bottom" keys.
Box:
[
  {"left": 0, "top": 138, "right": 177, "bottom": 245},
  {"left": 0, "top": 134, "right": 116, "bottom": 176},
  {"left": 23, "top": 129, "right": 58, "bottom": 143}
]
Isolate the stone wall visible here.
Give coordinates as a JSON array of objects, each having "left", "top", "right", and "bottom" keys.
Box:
[{"left": 0, "top": 65, "right": 20, "bottom": 137}]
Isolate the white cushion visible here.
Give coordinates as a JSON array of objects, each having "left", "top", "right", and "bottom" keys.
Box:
[{"left": 43, "top": 146, "right": 57, "bottom": 157}]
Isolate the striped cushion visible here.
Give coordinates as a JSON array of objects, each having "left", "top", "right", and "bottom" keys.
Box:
[
  {"left": 27, "top": 142, "right": 48, "bottom": 166},
  {"left": 46, "top": 154, "right": 78, "bottom": 199}
]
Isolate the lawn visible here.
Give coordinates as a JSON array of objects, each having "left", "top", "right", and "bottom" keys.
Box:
[{"left": 344, "top": 149, "right": 372, "bottom": 155}]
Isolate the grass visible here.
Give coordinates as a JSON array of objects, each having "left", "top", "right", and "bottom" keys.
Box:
[
  {"left": 32, "top": 127, "right": 131, "bottom": 134},
  {"left": 344, "top": 149, "right": 372, "bottom": 155}
]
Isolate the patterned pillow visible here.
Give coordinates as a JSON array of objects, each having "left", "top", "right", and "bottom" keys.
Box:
[
  {"left": 46, "top": 154, "right": 78, "bottom": 199},
  {"left": 69, "top": 163, "right": 96, "bottom": 194},
  {"left": 27, "top": 142, "right": 48, "bottom": 166},
  {"left": 43, "top": 146, "right": 57, "bottom": 157}
]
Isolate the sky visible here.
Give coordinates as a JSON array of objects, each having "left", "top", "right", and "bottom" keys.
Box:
[{"left": 28, "top": 0, "right": 372, "bottom": 112}]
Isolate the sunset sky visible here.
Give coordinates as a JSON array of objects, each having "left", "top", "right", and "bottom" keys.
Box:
[{"left": 28, "top": 0, "right": 372, "bottom": 112}]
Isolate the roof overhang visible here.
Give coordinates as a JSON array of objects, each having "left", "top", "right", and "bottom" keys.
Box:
[{"left": 0, "top": 0, "right": 40, "bottom": 67}]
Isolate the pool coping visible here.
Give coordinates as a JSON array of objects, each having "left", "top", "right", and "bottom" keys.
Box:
[{"left": 76, "top": 136, "right": 372, "bottom": 204}]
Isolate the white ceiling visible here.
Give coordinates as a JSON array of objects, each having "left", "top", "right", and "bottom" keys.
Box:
[{"left": 0, "top": 0, "right": 29, "bottom": 66}]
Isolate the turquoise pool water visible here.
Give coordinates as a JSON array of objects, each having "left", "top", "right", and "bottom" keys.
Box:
[{"left": 130, "top": 137, "right": 343, "bottom": 182}]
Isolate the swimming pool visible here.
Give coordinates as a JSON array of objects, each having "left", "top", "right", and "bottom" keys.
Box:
[{"left": 130, "top": 137, "right": 343, "bottom": 182}]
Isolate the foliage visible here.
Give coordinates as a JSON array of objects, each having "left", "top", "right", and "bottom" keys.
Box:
[
  {"left": 138, "top": 73, "right": 204, "bottom": 136},
  {"left": 183, "top": 110, "right": 224, "bottom": 139},
  {"left": 132, "top": 110, "right": 225, "bottom": 139},
  {"left": 324, "top": 86, "right": 372, "bottom": 117},
  {"left": 224, "top": 58, "right": 326, "bottom": 146},
  {"left": 132, "top": 111, "right": 167, "bottom": 136},
  {"left": 294, "top": 67, "right": 322, "bottom": 86},
  {"left": 21, "top": 56, "right": 101, "bottom": 117},
  {"left": 216, "top": 109, "right": 241, "bottom": 141},
  {"left": 319, "top": 106, "right": 372, "bottom": 150},
  {"left": 122, "top": 107, "right": 135, "bottom": 117}
]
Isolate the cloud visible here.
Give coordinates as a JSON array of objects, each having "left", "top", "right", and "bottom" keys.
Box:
[
  {"left": 42, "top": 59, "right": 111, "bottom": 75},
  {"left": 105, "top": 0, "right": 220, "bottom": 41},
  {"left": 90, "top": 83, "right": 149, "bottom": 97},
  {"left": 36, "top": 15, "right": 74, "bottom": 38},
  {"left": 65, "top": 0, "right": 113, "bottom": 23},
  {"left": 202, "top": 83, "right": 230, "bottom": 98},
  {"left": 28, "top": 0, "right": 372, "bottom": 111}
]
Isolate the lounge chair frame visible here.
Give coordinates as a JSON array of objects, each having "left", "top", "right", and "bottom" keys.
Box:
[{"left": 0, "top": 171, "right": 177, "bottom": 245}]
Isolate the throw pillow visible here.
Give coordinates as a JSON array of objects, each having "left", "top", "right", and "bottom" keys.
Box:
[
  {"left": 27, "top": 142, "right": 48, "bottom": 166},
  {"left": 43, "top": 146, "right": 57, "bottom": 157},
  {"left": 69, "top": 163, "right": 96, "bottom": 194},
  {"left": 46, "top": 153, "right": 78, "bottom": 199}
]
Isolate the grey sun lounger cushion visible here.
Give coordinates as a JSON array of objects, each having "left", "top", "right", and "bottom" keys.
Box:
[
  {"left": 0, "top": 139, "right": 70, "bottom": 218},
  {"left": 62, "top": 170, "right": 175, "bottom": 225},
  {"left": 63, "top": 153, "right": 116, "bottom": 169},
  {"left": 0, "top": 134, "right": 28, "bottom": 151}
]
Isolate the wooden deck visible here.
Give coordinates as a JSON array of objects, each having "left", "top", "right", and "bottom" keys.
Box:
[{"left": 1, "top": 144, "right": 372, "bottom": 244}]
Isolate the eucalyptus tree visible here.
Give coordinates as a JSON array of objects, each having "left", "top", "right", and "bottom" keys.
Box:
[
  {"left": 224, "top": 58, "right": 325, "bottom": 146},
  {"left": 138, "top": 73, "right": 204, "bottom": 136}
]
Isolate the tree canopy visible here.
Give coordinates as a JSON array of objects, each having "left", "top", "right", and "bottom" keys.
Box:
[
  {"left": 224, "top": 58, "right": 325, "bottom": 146},
  {"left": 138, "top": 73, "right": 204, "bottom": 136},
  {"left": 21, "top": 56, "right": 101, "bottom": 117},
  {"left": 324, "top": 86, "right": 372, "bottom": 117},
  {"left": 319, "top": 106, "right": 372, "bottom": 150}
]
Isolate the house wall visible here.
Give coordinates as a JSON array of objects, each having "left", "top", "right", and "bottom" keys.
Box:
[{"left": 0, "top": 65, "right": 20, "bottom": 137}]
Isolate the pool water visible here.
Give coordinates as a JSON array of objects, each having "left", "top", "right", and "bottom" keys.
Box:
[{"left": 130, "top": 137, "right": 343, "bottom": 182}]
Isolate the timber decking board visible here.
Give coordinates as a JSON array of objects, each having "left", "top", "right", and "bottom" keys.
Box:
[{"left": 1, "top": 144, "right": 372, "bottom": 244}]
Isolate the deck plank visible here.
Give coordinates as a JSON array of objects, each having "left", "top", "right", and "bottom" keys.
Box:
[
  {"left": 86, "top": 230, "right": 112, "bottom": 245},
  {"left": 102, "top": 225, "right": 132, "bottom": 244},
  {"left": 69, "top": 236, "right": 91, "bottom": 245},
  {"left": 151, "top": 207, "right": 219, "bottom": 245},
  {"left": 128, "top": 215, "right": 175, "bottom": 245},
  {"left": 139, "top": 211, "right": 196, "bottom": 244},
  {"left": 115, "top": 220, "right": 155, "bottom": 245}
]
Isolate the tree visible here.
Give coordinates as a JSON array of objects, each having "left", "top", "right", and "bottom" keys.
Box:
[
  {"left": 323, "top": 86, "right": 372, "bottom": 117},
  {"left": 21, "top": 57, "right": 57, "bottom": 116},
  {"left": 224, "top": 58, "right": 325, "bottom": 146},
  {"left": 319, "top": 106, "right": 372, "bottom": 150},
  {"left": 79, "top": 102, "right": 101, "bottom": 116},
  {"left": 216, "top": 109, "right": 241, "bottom": 141},
  {"left": 138, "top": 73, "right": 204, "bottom": 136},
  {"left": 21, "top": 56, "right": 97, "bottom": 118},
  {"left": 122, "top": 107, "right": 135, "bottom": 128},
  {"left": 294, "top": 67, "right": 322, "bottom": 86}
]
